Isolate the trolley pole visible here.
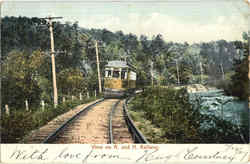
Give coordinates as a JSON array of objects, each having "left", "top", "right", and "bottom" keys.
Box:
[
  {"left": 95, "top": 40, "right": 102, "bottom": 93},
  {"left": 42, "top": 16, "right": 62, "bottom": 108}
]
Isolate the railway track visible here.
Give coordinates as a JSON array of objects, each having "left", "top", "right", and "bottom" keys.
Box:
[
  {"left": 108, "top": 99, "right": 134, "bottom": 144},
  {"left": 22, "top": 99, "right": 104, "bottom": 143},
  {"left": 123, "top": 98, "right": 149, "bottom": 143},
  {"left": 49, "top": 99, "right": 118, "bottom": 144},
  {"left": 26, "top": 97, "right": 148, "bottom": 144}
]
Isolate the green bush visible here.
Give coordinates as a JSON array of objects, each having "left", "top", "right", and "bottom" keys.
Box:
[
  {"left": 198, "top": 115, "right": 247, "bottom": 143},
  {"left": 1, "top": 111, "right": 34, "bottom": 143},
  {"left": 130, "top": 86, "right": 202, "bottom": 143},
  {"left": 129, "top": 86, "right": 248, "bottom": 143}
]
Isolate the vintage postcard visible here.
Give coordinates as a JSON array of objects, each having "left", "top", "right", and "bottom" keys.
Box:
[{"left": 1, "top": 0, "right": 249, "bottom": 163}]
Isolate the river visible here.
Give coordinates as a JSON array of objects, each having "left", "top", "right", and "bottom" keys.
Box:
[{"left": 189, "top": 89, "right": 249, "bottom": 130}]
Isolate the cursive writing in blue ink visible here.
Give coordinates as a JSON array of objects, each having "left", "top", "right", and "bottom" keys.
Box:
[{"left": 10, "top": 148, "right": 48, "bottom": 160}]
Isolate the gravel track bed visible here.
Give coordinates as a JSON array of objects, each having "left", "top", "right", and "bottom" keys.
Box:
[
  {"left": 112, "top": 100, "right": 134, "bottom": 144},
  {"left": 54, "top": 99, "right": 118, "bottom": 144}
]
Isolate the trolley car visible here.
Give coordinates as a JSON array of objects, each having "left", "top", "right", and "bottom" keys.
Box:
[{"left": 104, "top": 60, "right": 136, "bottom": 98}]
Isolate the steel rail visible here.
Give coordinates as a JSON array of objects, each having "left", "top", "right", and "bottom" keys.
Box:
[
  {"left": 108, "top": 100, "right": 121, "bottom": 144},
  {"left": 123, "top": 97, "right": 149, "bottom": 144},
  {"left": 43, "top": 98, "right": 104, "bottom": 143}
]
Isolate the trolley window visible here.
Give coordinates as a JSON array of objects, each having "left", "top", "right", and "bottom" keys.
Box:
[
  {"left": 113, "top": 70, "right": 120, "bottom": 78},
  {"left": 121, "top": 71, "right": 127, "bottom": 79},
  {"left": 105, "top": 70, "right": 112, "bottom": 77},
  {"left": 108, "top": 70, "right": 112, "bottom": 77}
]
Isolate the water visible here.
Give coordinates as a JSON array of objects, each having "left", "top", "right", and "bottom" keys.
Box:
[{"left": 189, "top": 89, "right": 249, "bottom": 129}]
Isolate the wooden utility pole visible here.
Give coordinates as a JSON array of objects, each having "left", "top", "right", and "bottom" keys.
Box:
[
  {"left": 220, "top": 63, "right": 225, "bottom": 80},
  {"left": 176, "top": 60, "right": 180, "bottom": 85},
  {"left": 42, "top": 16, "right": 62, "bottom": 108},
  {"left": 25, "top": 100, "right": 29, "bottom": 111},
  {"left": 151, "top": 60, "right": 154, "bottom": 86},
  {"left": 200, "top": 61, "right": 203, "bottom": 84},
  {"left": 95, "top": 40, "right": 102, "bottom": 93}
]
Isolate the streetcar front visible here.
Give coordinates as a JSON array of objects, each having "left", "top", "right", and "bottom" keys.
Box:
[{"left": 104, "top": 60, "right": 136, "bottom": 98}]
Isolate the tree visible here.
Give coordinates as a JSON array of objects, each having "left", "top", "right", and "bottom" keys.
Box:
[
  {"left": 230, "top": 35, "right": 249, "bottom": 100},
  {"left": 2, "top": 16, "right": 49, "bottom": 59},
  {"left": 2, "top": 50, "right": 43, "bottom": 109},
  {"left": 57, "top": 68, "right": 87, "bottom": 96}
]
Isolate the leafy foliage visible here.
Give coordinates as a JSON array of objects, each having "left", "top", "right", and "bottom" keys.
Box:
[
  {"left": 57, "top": 68, "right": 87, "bottom": 96},
  {"left": 229, "top": 37, "right": 249, "bottom": 100},
  {"left": 130, "top": 87, "right": 202, "bottom": 143},
  {"left": 2, "top": 50, "right": 44, "bottom": 108},
  {"left": 129, "top": 87, "right": 248, "bottom": 143}
]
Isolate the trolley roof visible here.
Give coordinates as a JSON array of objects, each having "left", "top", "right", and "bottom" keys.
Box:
[{"left": 105, "top": 60, "right": 129, "bottom": 68}]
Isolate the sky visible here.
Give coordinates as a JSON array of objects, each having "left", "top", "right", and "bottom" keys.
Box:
[{"left": 1, "top": 0, "right": 249, "bottom": 43}]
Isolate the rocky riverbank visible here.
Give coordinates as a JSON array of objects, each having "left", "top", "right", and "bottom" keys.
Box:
[{"left": 173, "top": 84, "right": 216, "bottom": 93}]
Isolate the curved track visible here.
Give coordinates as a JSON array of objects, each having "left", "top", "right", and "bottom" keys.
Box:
[
  {"left": 22, "top": 99, "right": 103, "bottom": 143},
  {"left": 123, "top": 98, "right": 149, "bottom": 144},
  {"left": 26, "top": 97, "right": 148, "bottom": 144},
  {"left": 109, "top": 99, "right": 134, "bottom": 144},
  {"left": 51, "top": 99, "right": 118, "bottom": 144}
]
